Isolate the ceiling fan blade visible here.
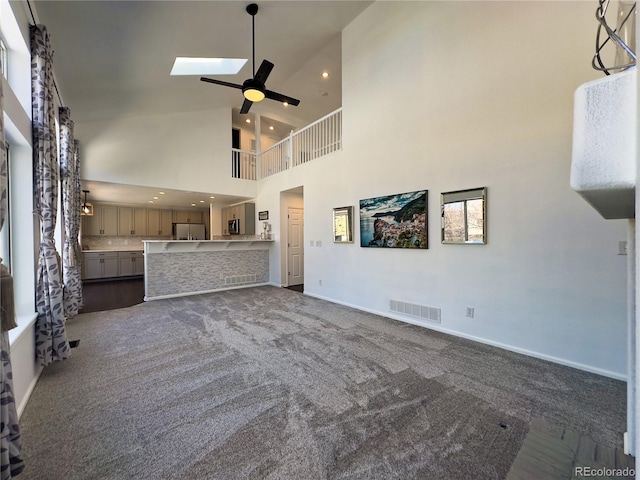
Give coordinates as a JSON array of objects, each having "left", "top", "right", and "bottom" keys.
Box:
[
  {"left": 254, "top": 60, "right": 274, "bottom": 84},
  {"left": 200, "top": 77, "right": 244, "bottom": 90},
  {"left": 265, "top": 89, "right": 300, "bottom": 106},
  {"left": 239, "top": 98, "right": 253, "bottom": 114}
]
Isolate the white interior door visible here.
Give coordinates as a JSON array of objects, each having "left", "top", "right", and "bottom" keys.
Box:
[{"left": 287, "top": 207, "right": 304, "bottom": 286}]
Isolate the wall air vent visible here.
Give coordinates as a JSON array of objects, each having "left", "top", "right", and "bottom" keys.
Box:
[
  {"left": 225, "top": 274, "right": 257, "bottom": 286},
  {"left": 390, "top": 299, "right": 441, "bottom": 323}
]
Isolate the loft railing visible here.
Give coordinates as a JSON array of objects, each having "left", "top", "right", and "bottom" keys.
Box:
[
  {"left": 258, "top": 140, "right": 288, "bottom": 179},
  {"left": 231, "top": 148, "right": 257, "bottom": 180},
  {"left": 230, "top": 108, "right": 342, "bottom": 181},
  {"left": 291, "top": 108, "right": 342, "bottom": 168}
]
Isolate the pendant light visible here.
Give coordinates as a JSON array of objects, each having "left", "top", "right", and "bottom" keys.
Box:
[{"left": 81, "top": 190, "right": 93, "bottom": 216}]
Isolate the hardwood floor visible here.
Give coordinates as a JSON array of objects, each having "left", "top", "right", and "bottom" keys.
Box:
[
  {"left": 285, "top": 284, "right": 304, "bottom": 293},
  {"left": 79, "top": 278, "right": 145, "bottom": 314}
]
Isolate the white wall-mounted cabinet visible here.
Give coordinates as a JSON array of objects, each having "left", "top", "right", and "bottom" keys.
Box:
[
  {"left": 83, "top": 204, "right": 208, "bottom": 238},
  {"left": 221, "top": 203, "right": 255, "bottom": 235},
  {"left": 83, "top": 205, "right": 118, "bottom": 235},
  {"left": 174, "top": 210, "right": 203, "bottom": 224},
  {"left": 118, "top": 207, "right": 148, "bottom": 236},
  {"left": 147, "top": 209, "right": 173, "bottom": 236}
]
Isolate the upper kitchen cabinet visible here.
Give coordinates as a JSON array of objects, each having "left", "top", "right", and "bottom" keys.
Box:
[
  {"left": 148, "top": 209, "right": 173, "bottom": 236},
  {"left": 83, "top": 204, "right": 118, "bottom": 235},
  {"left": 221, "top": 203, "right": 255, "bottom": 235},
  {"left": 174, "top": 210, "right": 203, "bottom": 223},
  {"left": 118, "top": 207, "right": 148, "bottom": 236}
]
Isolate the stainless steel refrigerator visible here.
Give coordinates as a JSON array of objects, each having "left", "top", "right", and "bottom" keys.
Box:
[{"left": 173, "top": 223, "right": 206, "bottom": 240}]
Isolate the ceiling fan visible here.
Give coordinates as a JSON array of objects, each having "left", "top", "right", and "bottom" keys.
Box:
[{"left": 200, "top": 3, "right": 301, "bottom": 114}]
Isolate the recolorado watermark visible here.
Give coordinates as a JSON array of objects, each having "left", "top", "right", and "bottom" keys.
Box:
[{"left": 574, "top": 466, "right": 635, "bottom": 478}]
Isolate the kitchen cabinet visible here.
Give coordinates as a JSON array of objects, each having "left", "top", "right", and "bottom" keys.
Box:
[
  {"left": 83, "top": 205, "right": 118, "bottom": 236},
  {"left": 174, "top": 210, "right": 202, "bottom": 223},
  {"left": 82, "top": 252, "right": 118, "bottom": 280},
  {"left": 118, "top": 207, "right": 148, "bottom": 236},
  {"left": 117, "top": 251, "right": 144, "bottom": 277},
  {"left": 220, "top": 202, "right": 255, "bottom": 235},
  {"left": 148, "top": 209, "right": 173, "bottom": 236}
]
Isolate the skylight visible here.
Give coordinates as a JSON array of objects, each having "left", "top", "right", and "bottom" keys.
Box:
[{"left": 170, "top": 57, "right": 247, "bottom": 76}]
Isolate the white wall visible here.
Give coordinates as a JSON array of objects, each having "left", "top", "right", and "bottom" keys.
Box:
[
  {"left": 77, "top": 108, "right": 257, "bottom": 199},
  {"left": 257, "top": 1, "right": 628, "bottom": 378}
]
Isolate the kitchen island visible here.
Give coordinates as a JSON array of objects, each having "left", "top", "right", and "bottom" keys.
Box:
[{"left": 143, "top": 239, "right": 273, "bottom": 301}]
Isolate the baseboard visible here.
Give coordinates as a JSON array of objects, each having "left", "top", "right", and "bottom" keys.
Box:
[
  {"left": 304, "top": 292, "right": 626, "bottom": 382},
  {"left": 17, "top": 364, "right": 43, "bottom": 419}
]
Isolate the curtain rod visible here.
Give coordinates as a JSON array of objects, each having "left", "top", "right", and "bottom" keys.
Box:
[{"left": 25, "top": 0, "right": 65, "bottom": 108}]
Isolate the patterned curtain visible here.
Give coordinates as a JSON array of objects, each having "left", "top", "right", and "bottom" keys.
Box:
[
  {"left": 59, "top": 108, "right": 82, "bottom": 317},
  {"left": 31, "top": 24, "right": 70, "bottom": 366},
  {"left": 0, "top": 63, "right": 25, "bottom": 478}
]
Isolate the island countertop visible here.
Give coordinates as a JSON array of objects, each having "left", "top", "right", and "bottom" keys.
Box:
[
  {"left": 143, "top": 239, "right": 274, "bottom": 253},
  {"left": 82, "top": 248, "right": 144, "bottom": 253}
]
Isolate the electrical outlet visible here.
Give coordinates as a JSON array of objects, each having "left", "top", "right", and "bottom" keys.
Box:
[
  {"left": 309, "top": 240, "right": 314, "bottom": 247},
  {"left": 316, "top": 240, "right": 322, "bottom": 247},
  {"left": 319, "top": 279, "right": 322, "bottom": 286},
  {"left": 466, "top": 307, "right": 475, "bottom": 318}
]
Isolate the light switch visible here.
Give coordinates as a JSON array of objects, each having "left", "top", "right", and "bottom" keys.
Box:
[{"left": 618, "top": 240, "right": 628, "bottom": 255}]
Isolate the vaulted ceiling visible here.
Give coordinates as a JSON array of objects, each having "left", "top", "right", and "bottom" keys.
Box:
[
  {"left": 32, "top": 0, "right": 371, "bottom": 124},
  {"left": 31, "top": 0, "right": 372, "bottom": 207}
]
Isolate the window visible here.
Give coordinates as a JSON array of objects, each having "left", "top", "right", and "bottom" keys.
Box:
[
  {"left": 0, "top": 142, "right": 10, "bottom": 271},
  {"left": 0, "top": 38, "right": 7, "bottom": 79}
]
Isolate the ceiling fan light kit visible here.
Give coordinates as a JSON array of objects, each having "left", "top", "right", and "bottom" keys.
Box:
[
  {"left": 200, "top": 3, "right": 300, "bottom": 114},
  {"left": 242, "top": 78, "right": 266, "bottom": 102}
]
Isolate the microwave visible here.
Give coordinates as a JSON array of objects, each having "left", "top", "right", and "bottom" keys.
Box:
[{"left": 228, "top": 219, "right": 240, "bottom": 235}]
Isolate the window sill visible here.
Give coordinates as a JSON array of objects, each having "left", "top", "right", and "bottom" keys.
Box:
[{"left": 8, "top": 312, "right": 37, "bottom": 347}]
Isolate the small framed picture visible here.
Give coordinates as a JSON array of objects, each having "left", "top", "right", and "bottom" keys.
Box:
[
  {"left": 333, "top": 206, "right": 354, "bottom": 243},
  {"left": 258, "top": 211, "right": 269, "bottom": 221}
]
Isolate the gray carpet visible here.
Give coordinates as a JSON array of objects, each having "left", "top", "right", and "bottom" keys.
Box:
[{"left": 17, "top": 286, "right": 626, "bottom": 479}]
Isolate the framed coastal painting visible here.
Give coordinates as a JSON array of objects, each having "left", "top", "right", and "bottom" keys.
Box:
[{"left": 359, "top": 190, "right": 428, "bottom": 248}]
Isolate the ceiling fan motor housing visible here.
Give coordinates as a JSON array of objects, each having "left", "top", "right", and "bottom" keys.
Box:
[{"left": 242, "top": 78, "right": 266, "bottom": 102}]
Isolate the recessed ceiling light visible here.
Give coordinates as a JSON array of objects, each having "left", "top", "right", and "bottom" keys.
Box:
[
  {"left": 191, "top": 203, "right": 196, "bottom": 207},
  {"left": 283, "top": 102, "right": 288, "bottom": 107},
  {"left": 170, "top": 57, "right": 247, "bottom": 76},
  {"left": 153, "top": 196, "right": 159, "bottom": 200},
  {"left": 148, "top": 200, "right": 154, "bottom": 204},
  {"left": 322, "top": 71, "right": 329, "bottom": 78},
  {"left": 269, "top": 126, "right": 274, "bottom": 130},
  {"left": 199, "top": 200, "right": 205, "bottom": 203},
  {"left": 245, "top": 118, "right": 251, "bottom": 123},
  {"left": 210, "top": 196, "right": 216, "bottom": 199},
  {"left": 159, "top": 192, "right": 165, "bottom": 195}
]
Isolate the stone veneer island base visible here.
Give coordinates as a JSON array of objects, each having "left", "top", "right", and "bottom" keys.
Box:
[{"left": 143, "top": 239, "right": 273, "bottom": 301}]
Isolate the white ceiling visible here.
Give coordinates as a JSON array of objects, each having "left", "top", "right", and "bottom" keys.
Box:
[
  {"left": 30, "top": 0, "right": 372, "bottom": 208},
  {"left": 81, "top": 180, "right": 249, "bottom": 210}
]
